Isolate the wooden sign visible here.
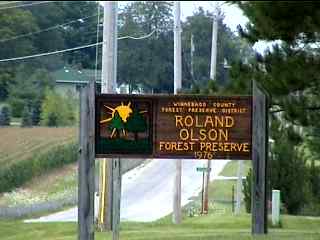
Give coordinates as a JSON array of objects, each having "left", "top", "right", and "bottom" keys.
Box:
[{"left": 95, "top": 94, "right": 252, "bottom": 160}]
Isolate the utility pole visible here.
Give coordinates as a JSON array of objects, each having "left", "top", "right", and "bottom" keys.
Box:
[
  {"left": 203, "top": 161, "right": 211, "bottom": 214},
  {"left": 203, "top": 2, "right": 219, "bottom": 214},
  {"left": 235, "top": 160, "right": 244, "bottom": 214},
  {"left": 190, "top": 34, "right": 195, "bottom": 80},
  {"left": 210, "top": 2, "right": 219, "bottom": 81},
  {"left": 98, "top": 1, "right": 118, "bottom": 232},
  {"left": 173, "top": 1, "right": 182, "bottom": 225}
]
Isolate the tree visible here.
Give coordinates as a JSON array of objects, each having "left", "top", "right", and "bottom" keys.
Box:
[
  {"left": 109, "top": 111, "right": 125, "bottom": 138},
  {"left": 21, "top": 102, "right": 33, "bottom": 127},
  {"left": 126, "top": 108, "right": 147, "bottom": 140},
  {"left": 0, "top": 106, "right": 11, "bottom": 126},
  {"left": 0, "top": 1, "right": 99, "bottom": 102},
  {"left": 309, "top": 159, "right": 320, "bottom": 201},
  {"left": 118, "top": 1, "right": 174, "bottom": 93},
  {"left": 269, "top": 117, "right": 308, "bottom": 214},
  {"left": 231, "top": 2, "right": 320, "bottom": 128},
  {"left": 0, "top": 7, "right": 38, "bottom": 100},
  {"left": 181, "top": 7, "right": 255, "bottom": 91},
  {"left": 8, "top": 67, "right": 54, "bottom": 118}
]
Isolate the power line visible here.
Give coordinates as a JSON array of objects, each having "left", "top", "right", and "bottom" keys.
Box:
[
  {"left": 0, "top": 42, "right": 101, "bottom": 63},
  {"left": 0, "top": 30, "right": 156, "bottom": 63},
  {"left": 0, "top": 1, "right": 21, "bottom": 6},
  {"left": 0, "top": 14, "right": 99, "bottom": 43},
  {"left": 118, "top": 29, "right": 155, "bottom": 40},
  {"left": 0, "top": 1, "right": 54, "bottom": 10}
]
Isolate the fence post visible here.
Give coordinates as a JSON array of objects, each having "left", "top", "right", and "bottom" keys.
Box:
[{"left": 272, "top": 190, "right": 280, "bottom": 226}]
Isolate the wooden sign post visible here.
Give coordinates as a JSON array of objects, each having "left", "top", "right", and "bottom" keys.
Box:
[
  {"left": 78, "top": 81, "right": 95, "bottom": 240},
  {"left": 252, "top": 81, "right": 268, "bottom": 234},
  {"left": 78, "top": 86, "right": 269, "bottom": 239}
]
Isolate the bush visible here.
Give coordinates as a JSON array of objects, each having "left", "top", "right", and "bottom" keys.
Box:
[
  {"left": 0, "top": 106, "right": 11, "bottom": 126},
  {"left": 0, "top": 143, "right": 78, "bottom": 194},
  {"left": 40, "top": 89, "right": 77, "bottom": 127},
  {"left": 242, "top": 168, "right": 252, "bottom": 213},
  {"left": 270, "top": 126, "right": 308, "bottom": 214},
  {"left": 243, "top": 119, "right": 310, "bottom": 215}
]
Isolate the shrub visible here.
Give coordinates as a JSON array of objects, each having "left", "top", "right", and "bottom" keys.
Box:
[
  {"left": 40, "top": 89, "right": 77, "bottom": 127},
  {"left": 21, "top": 104, "right": 33, "bottom": 127},
  {"left": 242, "top": 168, "right": 252, "bottom": 213},
  {"left": 0, "top": 106, "right": 11, "bottom": 126}
]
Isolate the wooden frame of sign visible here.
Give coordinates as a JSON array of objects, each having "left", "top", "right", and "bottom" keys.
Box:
[{"left": 78, "top": 80, "right": 269, "bottom": 240}]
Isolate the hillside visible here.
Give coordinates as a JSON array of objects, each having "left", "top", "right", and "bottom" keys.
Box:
[{"left": 0, "top": 127, "right": 77, "bottom": 167}]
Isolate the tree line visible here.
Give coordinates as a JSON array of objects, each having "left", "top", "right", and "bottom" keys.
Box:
[{"left": 0, "top": 1, "right": 254, "bottom": 127}]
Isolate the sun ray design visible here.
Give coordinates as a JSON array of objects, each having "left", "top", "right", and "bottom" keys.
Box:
[
  {"left": 100, "top": 101, "right": 149, "bottom": 140},
  {"left": 100, "top": 101, "right": 134, "bottom": 138},
  {"left": 100, "top": 117, "right": 113, "bottom": 124}
]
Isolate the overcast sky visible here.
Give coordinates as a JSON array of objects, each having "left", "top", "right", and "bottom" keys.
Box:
[{"left": 114, "top": 1, "right": 271, "bottom": 54}]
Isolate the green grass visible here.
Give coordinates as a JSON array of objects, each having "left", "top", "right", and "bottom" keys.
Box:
[
  {"left": 0, "top": 214, "right": 319, "bottom": 239},
  {"left": 0, "top": 160, "right": 319, "bottom": 239},
  {"left": 185, "top": 160, "right": 252, "bottom": 216},
  {"left": 220, "top": 160, "right": 251, "bottom": 177}
]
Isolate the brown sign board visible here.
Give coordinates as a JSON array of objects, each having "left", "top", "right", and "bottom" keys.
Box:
[{"left": 95, "top": 94, "right": 252, "bottom": 160}]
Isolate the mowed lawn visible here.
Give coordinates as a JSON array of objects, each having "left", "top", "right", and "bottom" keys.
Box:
[
  {"left": 0, "top": 127, "right": 77, "bottom": 166},
  {"left": 0, "top": 214, "right": 319, "bottom": 240}
]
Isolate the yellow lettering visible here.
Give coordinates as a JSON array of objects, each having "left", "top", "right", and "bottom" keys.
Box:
[
  {"left": 200, "top": 142, "right": 206, "bottom": 151},
  {"left": 190, "top": 129, "right": 199, "bottom": 141},
  {"left": 185, "top": 115, "right": 194, "bottom": 127},
  {"left": 179, "top": 128, "right": 189, "bottom": 140},
  {"left": 243, "top": 143, "right": 250, "bottom": 152},
  {"left": 171, "top": 142, "right": 177, "bottom": 151},
  {"left": 204, "top": 116, "right": 214, "bottom": 128},
  {"left": 159, "top": 142, "right": 165, "bottom": 150},
  {"left": 219, "top": 129, "right": 228, "bottom": 141},
  {"left": 175, "top": 115, "right": 183, "bottom": 127},
  {"left": 231, "top": 143, "right": 237, "bottom": 152},
  {"left": 199, "top": 129, "right": 207, "bottom": 141},
  {"left": 195, "top": 115, "right": 203, "bottom": 127},
  {"left": 225, "top": 116, "right": 234, "bottom": 127},
  {"left": 224, "top": 143, "right": 230, "bottom": 152},
  {"left": 206, "top": 143, "right": 212, "bottom": 151},
  {"left": 215, "top": 116, "right": 224, "bottom": 127},
  {"left": 208, "top": 129, "right": 218, "bottom": 141}
]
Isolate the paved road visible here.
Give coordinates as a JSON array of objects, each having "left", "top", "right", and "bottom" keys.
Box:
[{"left": 26, "top": 159, "right": 229, "bottom": 223}]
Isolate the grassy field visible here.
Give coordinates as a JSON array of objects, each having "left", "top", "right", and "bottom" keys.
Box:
[
  {"left": 0, "top": 163, "right": 78, "bottom": 206},
  {"left": 0, "top": 159, "right": 319, "bottom": 239},
  {"left": 0, "top": 127, "right": 78, "bottom": 206},
  {"left": 0, "top": 127, "right": 77, "bottom": 166},
  {"left": 0, "top": 214, "right": 319, "bottom": 240}
]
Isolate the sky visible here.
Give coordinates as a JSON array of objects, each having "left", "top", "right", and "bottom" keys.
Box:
[
  {"left": 179, "top": 1, "right": 273, "bottom": 54},
  {"left": 113, "top": 1, "right": 272, "bottom": 54}
]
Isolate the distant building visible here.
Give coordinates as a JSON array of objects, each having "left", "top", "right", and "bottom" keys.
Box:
[
  {"left": 52, "top": 66, "right": 144, "bottom": 96},
  {"left": 52, "top": 66, "right": 101, "bottom": 98}
]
